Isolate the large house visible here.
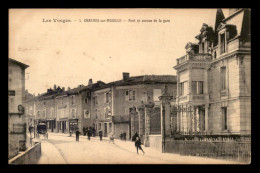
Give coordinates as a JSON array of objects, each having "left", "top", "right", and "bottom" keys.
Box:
[
  {"left": 173, "top": 8, "right": 251, "bottom": 135},
  {"left": 8, "top": 58, "right": 29, "bottom": 159}
]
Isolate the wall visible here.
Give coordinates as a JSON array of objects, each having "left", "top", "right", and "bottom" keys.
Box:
[
  {"left": 9, "top": 142, "right": 41, "bottom": 164},
  {"left": 8, "top": 133, "right": 26, "bottom": 159},
  {"left": 80, "top": 90, "right": 92, "bottom": 132},
  {"left": 8, "top": 63, "right": 25, "bottom": 113},
  {"left": 149, "top": 135, "right": 162, "bottom": 151}
]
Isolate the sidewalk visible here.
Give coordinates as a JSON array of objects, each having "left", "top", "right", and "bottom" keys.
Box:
[{"left": 48, "top": 132, "right": 240, "bottom": 164}]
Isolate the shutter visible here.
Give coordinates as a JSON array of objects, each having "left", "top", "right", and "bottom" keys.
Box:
[{"left": 104, "top": 93, "right": 106, "bottom": 103}]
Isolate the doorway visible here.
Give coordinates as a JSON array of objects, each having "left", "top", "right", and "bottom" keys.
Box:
[{"left": 104, "top": 123, "right": 107, "bottom": 137}]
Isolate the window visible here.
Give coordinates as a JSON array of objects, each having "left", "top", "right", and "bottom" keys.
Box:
[
  {"left": 98, "top": 123, "right": 101, "bottom": 130},
  {"left": 71, "top": 109, "right": 76, "bottom": 118},
  {"left": 37, "top": 110, "right": 40, "bottom": 117},
  {"left": 222, "top": 107, "right": 228, "bottom": 130},
  {"left": 220, "top": 33, "right": 226, "bottom": 54},
  {"left": 198, "top": 81, "right": 204, "bottom": 94},
  {"left": 125, "top": 90, "right": 129, "bottom": 101},
  {"left": 192, "top": 81, "right": 204, "bottom": 94},
  {"left": 142, "top": 91, "right": 147, "bottom": 102},
  {"left": 84, "top": 98, "right": 88, "bottom": 103},
  {"left": 221, "top": 67, "right": 227, "bottom": 90},
  {"left": 43, "top": 109, "right": 46, "bottom": 118},
  {"left": 29, "top": 106, "right": 33, "bottom": 115},
  {"left": 179, "top": 81, "right": 187, "bottom": 96},
  {"left": 71, "top": 95, "right": 75, "bottom": 105},
  {"left": 105, "top": 92, "right": 110, "bottom": 103},
  {"left": 214, "top": 51, "right": 217, "bottom": 59},
  {"left": 51, "top": 108, "right": 54, "bottom": 117},
  {"left": 129, "top": 107, "right": 133, "bottom": 115},
  {"left": 153, "top": 89, "right": 161, "bottom": 101},
  {"left": 128, "top": 90, "right": 136, "bottom": 101},
  {"left": 93, "top": 96, "right": 98, "bottom": 106},
  {"left": 201, "top": 42, "right": 205, "bottom": 53},
  {"left": 192, "top": 81, "right": 197, "bottom": 94}
]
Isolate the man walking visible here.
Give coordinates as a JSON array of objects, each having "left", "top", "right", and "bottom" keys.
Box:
[
  {"left": 135, "top": 137, "right": 145, "bottom": 155},
  {"left": 75, "top": 129, "right": 80, "bottom": 142},
  {"left": 99, "top": 130, "right": 103, "bottom": 141}
]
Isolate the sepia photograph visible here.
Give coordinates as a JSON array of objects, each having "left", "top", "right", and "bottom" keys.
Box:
[{"left": 8, "top": 8, "right": 251, "bottom": 164}]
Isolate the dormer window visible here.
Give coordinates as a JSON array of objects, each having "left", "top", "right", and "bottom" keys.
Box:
[{"left": 220, "top": 33, "right": 226, "bottom": 54}]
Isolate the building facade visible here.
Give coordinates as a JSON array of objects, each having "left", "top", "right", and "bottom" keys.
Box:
[
  {"left": 8, "top": 58, "right": 29, "bottom": 159},
  {"left": 174, "top": 8, "right": 251, "bottom": 135},
  {"left": 91, "top": 73, "right": 177, "bottom": 139}
]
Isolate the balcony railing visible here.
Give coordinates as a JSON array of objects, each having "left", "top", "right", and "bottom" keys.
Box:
[{"left": 176, "top": 53, "right": 212, "bottom": 65}]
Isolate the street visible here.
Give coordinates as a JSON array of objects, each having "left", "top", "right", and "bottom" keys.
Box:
[{"left": 36, "top": 133, "right": 239, "bottom": 164}]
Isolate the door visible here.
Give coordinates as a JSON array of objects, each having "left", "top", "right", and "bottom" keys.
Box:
[
  {"left": 62, "top": 121, "right": 65, "bottom": 133},
  {"left": 104, "top": 123, "right": 107, "bottom": 137}
]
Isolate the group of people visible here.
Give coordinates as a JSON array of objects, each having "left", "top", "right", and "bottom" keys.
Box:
[
  {"left": 119, "top": 132, "right": 127, "bottom": 141},
  {"left": 75, "top": 127, "right": 103, "bottom": 141},
  {"left": 76, "top": 129, "right": 145, "bottom": 155}
]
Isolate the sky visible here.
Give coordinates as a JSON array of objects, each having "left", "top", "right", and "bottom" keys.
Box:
[{"left": 9, "top": 9, "right": 229, "bottom": 95}]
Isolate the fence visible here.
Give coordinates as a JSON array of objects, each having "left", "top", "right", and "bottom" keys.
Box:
[{"left": 164, "top": 135, "right": 251, "bottom": 163}]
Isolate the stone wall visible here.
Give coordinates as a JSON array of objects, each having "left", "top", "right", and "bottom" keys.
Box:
[
  {"left": 9, "top": 142, "right": 41, "bottom": 164},
  {"left": 148, "top": 135, "right": 162, "bottom": 151}
]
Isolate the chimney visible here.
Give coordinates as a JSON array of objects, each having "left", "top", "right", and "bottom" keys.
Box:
[
  {"left": 88, "top": 78, "right": 93, "bottom": 86},
  {"left": 62, "top": 87, "right": 65, "bottom": 91},
  {"left": 54, "top": 84, "right": 57, "bottom": 90},
  {"left": 123, "top": 72, "right": 130, "bottom": 81}
]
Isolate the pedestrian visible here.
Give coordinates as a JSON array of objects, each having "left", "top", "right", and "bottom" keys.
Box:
[
  {"left": 132, "top": 131, "right": 139, "bottom": 142},
  {"left": 135, "top": 137, "right": 145, "bottom": 155},
  {"left": 99, "top": 130, "right": 103, "bottom": 141},
  {"left": 29, "top": 124, "right": 33, "bottom": 138},
  {"left": 92, "top": 127, "right": 96, "bottom": 137},
  {"left": 75, "top": 129, "right": 80, "bottom": 142},
  {"left": 123, "top": 132, "right": 126, "bottom": 141},
  {"left": 83, "top": 127, "right": 86, "bottom": 136},
  {"left": 87, "top": 128, "right": 91, "bottom": 140}
]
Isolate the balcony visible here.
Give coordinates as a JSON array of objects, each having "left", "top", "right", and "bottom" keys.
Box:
[{"left": 176, "top": 53, "right": 212, "bottom": 65}]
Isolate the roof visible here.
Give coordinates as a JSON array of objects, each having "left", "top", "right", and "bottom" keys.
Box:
[
  {"left": 220, "top": 9, "right": 250, "bottom": 38},
  {"left": 93, "top": 75, "right": 177, "bottom": 91},
  {"left": 9, "top": 58, "right": 29, "bottom": 69}
]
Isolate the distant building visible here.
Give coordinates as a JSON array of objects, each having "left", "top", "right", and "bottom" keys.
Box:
[
  {"left": 91, "top": 73, "right": 177, "bottom": 139},
  {"left": 174, "top": 8, "right": 251, "bottom": 135},
  {"left": 8, "top": 58, "right": 29, "bottom": 159}
]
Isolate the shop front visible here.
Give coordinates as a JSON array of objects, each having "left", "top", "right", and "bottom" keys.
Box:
[
  {"left": 46, "top": 118, "right": 56, "bottom": 132},
  {"left": 69, "top": 119, "right": 78, "bottom": 133},
  {"left": 58, "top": 118, "right": 68, "bottom": 133}
]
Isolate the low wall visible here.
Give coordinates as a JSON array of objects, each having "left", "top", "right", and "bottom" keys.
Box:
[
  {"left": 148, "top": 135, "right": 162, "bottom": 151},
  {"left": 164, "top": 138, "right": 251, "bottom": 163},
  {"left": 9, "top": 142, "right": 41, "bottom": 164}
]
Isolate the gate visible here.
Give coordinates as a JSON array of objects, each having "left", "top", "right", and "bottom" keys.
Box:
[{"left": 150, "top": 107, "right": 161, "bottom": 134}]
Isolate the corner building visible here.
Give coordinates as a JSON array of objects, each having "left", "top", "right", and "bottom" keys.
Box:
[{"left": 174, "top": 9, "right": 251, "bottom": 135}]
